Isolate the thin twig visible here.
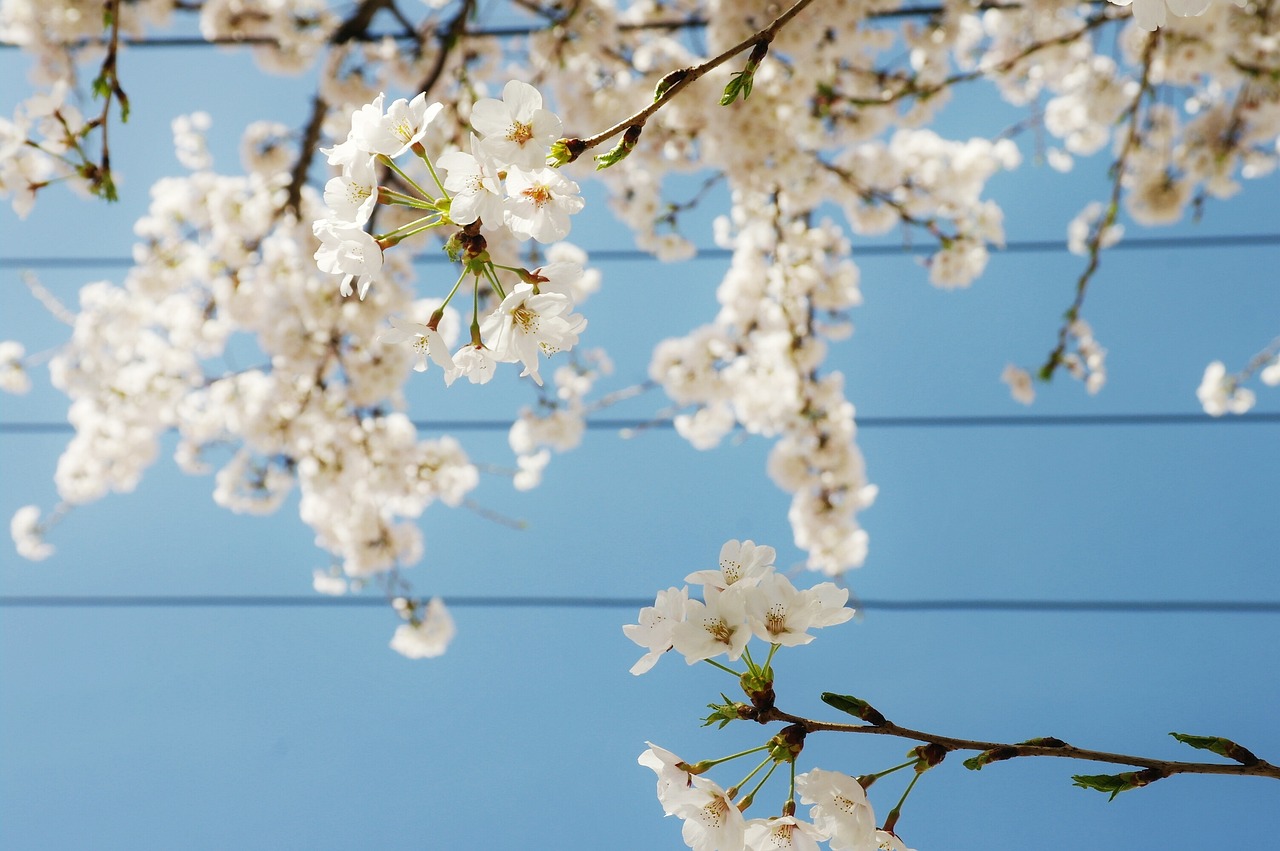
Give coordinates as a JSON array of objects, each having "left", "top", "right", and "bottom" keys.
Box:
[
  {"left": 758, "top": 706, "right": 1280, "bottom": 781},
  {"left": 1040, "top": 30, "right": 1160, "bottom": 381},
  {"left": 566, "top": 0, "right": 821, "bottom": 157}
]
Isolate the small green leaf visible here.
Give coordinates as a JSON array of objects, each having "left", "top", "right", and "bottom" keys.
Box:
[
  {"left": 546, "top": 138, "right": 585, "bottom": 167},
  {"left": 702, "top": 693, "right": 751, "bottom": 729},
  {"left": 1071, "top": 769, "right": 1163, "bottom": 801},
  {"left": 594, "top": 124, "right": 642, "bottom": 171},
  {"left": 720, "top": 71, "right": 753, "bottom": 107},
  {"left": 653, "top": 69, "right": 688, "bottom": 102},
  {"left": 1020, "top": 737, "right": 1068, "bottom": 748},
  {"left": 1169, "top": 732, "right": 1259, "bottom": 765},
  {"left": 821, "top": 693, "right": 887, "bottom": 726},
  {"left": 963, "top": 746, "right": 1018, "bottom": 771}
]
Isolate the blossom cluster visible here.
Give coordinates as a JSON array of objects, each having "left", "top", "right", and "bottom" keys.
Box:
[
  {"left": 624, "top": 539, "right": 854, "bottom": 675},
  {"left": 312, "top": 81, "right": 588, "bottom": 387},
  {"left": 641, "top": 749, "right": 914, "bottom": 851},
  {"left": 628, "top": 540, "right": 916, "bottom": 851}
]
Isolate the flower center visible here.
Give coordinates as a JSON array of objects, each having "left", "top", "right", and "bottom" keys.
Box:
[
  {"left": 512, "top": 305, "right": 539, "bottom": 333},
  {"left": 522, "top": 184, "right": 552, "bottom": 208},
  {"left": 706, "top": 617, "right": 734, "bottom": 645},
  {"left": 412, "top": 336, "right": 430, "bottom": 356},
  {"left": 507, "top": 121, "right": 534, "bottom": 144},
  {"left": 765, "top": 603, "right": 787, "bottom": 636}
]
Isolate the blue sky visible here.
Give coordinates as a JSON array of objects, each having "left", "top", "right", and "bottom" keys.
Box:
[{"left": 2, "top": 15, "right": 1279, "bottom": 851}]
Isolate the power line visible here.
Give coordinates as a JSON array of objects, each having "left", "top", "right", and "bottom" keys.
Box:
[
  {"left": 2, "top": 233, "right": 1278, "bottom": 272},
  {"left": 0, "top": 5, "right": 1023, "bottom": 51},
  {"left": 2, "top": 412, "right": 1279, "bottom": 437},
  {"left": 1, "top": 594, "right": 1276, "bottom": 613}
]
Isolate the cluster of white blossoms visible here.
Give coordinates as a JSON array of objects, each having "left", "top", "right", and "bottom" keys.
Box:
[
  {"left": 1197, "top": 350, "right": 1280, "bottom": 416},
  {"left": 641, "top": 748, "right": 915, "bottom": 851},
  {"left": 630, "top": 540, "right": 918, "bottom": 851},
  {"left": 4, "top": 0, "right": 1279, "bottom": 653},
  {"left": 312, "top": 80, "right": 587, "bottom": 387},
  {"left": 1108, "top": 0, "right": 1247, "bottom": 32},
  {"left": 624, "top": 540, "right": 854, "bottom": 675},
  {"left": 651, "top": 209, "right": 877, "bottom": 575}
]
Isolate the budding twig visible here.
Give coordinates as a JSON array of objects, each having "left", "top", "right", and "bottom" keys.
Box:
[{"left": 756, "top": 705, "right": 1280, "bottom": 781}]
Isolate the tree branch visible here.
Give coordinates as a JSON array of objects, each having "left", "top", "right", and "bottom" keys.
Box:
[
  {"left": 757, "top": 705, "right": 1280, "bottom": 781},
  {"left": 559, "top": 0, "right": 820, "bottom": 160}
]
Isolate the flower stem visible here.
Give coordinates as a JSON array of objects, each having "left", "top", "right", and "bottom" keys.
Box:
[
  {"left": 379, "top": 154, "right": 434, "bottom": 200},
  {"left": 881, "top": 769, "right": 922, "bottom": 835},
  {"left": 439, "top": 267, "right": 470, "bottom": 311},
  {"left": 703, "top": 658, "right": 742, "bottom": 676}
]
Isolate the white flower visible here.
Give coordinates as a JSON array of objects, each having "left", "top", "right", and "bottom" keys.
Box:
[
  {"left": 351, "top": 92, "right": 444, "bottom": 158},
  {"left": 745, "top": 573, "right": 846, "bottom": 647},
  {"left": 667, "top": 778, "right": 747, "bottom": 851},
  {"left": 11, "top": 505, "right": 53, "bottom": 561},
  {"left": 503, "top": 167, "right": 584, "bottom": 243},
  {"left": 670, "top": 588, "right": 751, "bottom": 663},
  {"left": 480, "top": 283, "right": 586, "bottom": 385},
  {"left": 1197, "top": 360, "right": 1255, "bottom": 416},
  {"left": 470, "top": 80, "right": 563, "bottom": 170},
  {"left": 312, "top": 219, "right": 383, "bottom": 299},
  {"left": 445, "top": 344, "right": 499, "bottom": 386},
  {"left": 0, "top": 341, "right": 31, "bottom": 394},
  {"left": 638, "top": 742, "right": 697, "bottom": 815},
  {"left": 1107, "top": 0, "right": 1212, "bottom": 31},
  {"left": 795, "top": 769, "right": 877, "bottom": 851},
  {"left": 1261, "top": 357, "right": 1280, "bottom": 387},
  {"left": 381, "top": 317, "right": 457, "bottom": 373},
  {"left": 1001, "top": 364, "right": 1034, "bottom": 406},
  {"left": 389, "top": 598, "right": 455, "bottom": 658},
  {"left": 874, "top": 830, "right": 917, "bottom": 851},
  {"left": 312, "top": 569, "right": 349, "bottom": 596},
  {"left": 744, "top": 815, "right": 827, "bottom": 851},
  {"left": 623, "top": 586, "right": 690, "bottom": 675},
  {"left": 323, "top": 154, "right": 378, "bottom": 225},
  {"left": 437, "top": 135, "right": 505, "bottom": 227},
  {"left": 513, "top": 449, "right": 551, "bottom": 491},
  {"left": 687, "top": 539, "right": 776, "bottom": 591}
]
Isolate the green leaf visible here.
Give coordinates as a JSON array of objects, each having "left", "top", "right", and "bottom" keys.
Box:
[
  {"left": 594, "top": 125, "right": 642, "bottom": 171},
  {"left": 702, "top": 693, "right": 751, "bottom": 729},
  {"left": 653, "top": 69, "right": 688, "bottom": 102},
  {"left": 1169, "top": 732, "right": 1259, "bottom": 765},
  {"left": 546, "top": 138, "right": 585, "bottom": 167},
  {"left": 1071, "top": 770, "right": 1163, "bottom": 801},
  {"left": 821, "top": 693, "right": 887, "bottom": 726},
  {"left": 720, "top": 71, "right": 753, "bottom": 107},
  {"left": 963, "top": 747, "right": 1018, "bottom": 771}
]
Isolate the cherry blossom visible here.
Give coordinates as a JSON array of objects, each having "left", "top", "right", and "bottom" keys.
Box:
[{"left": 389, "top": 598, "right": 456, "bottom": 659}]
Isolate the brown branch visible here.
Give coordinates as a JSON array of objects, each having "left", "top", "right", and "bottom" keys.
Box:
[
  {"left": 1039, "top": 30, "right": 1160, "bottom": 381},
  {"left": 563, "top": 0, "right": 821, "bottom": 158},
  {"left": 757, "top": 706, "right": 1280, "bottom": 781},
  {"left": 284, "top": 94, "right": 328, "bottom": 218}
]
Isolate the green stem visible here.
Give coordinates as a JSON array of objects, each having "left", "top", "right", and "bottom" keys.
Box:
[
  {"left": 731, "top": 754, "right": 775, "bottom": 799},
  {"left": 483, "top": 263, "right": 507, "bottom": 301},
  {"left": 703, "top": 659, "right": 743, "bottom": 676},
  {"left": 870, "top": 759, "right": 919, "bottom": 781},
  {"left": 373, "top": 214, "right": 441, "bottom": 241},
  {"left": 379, "top": 154, "right": 434, "bottom": 200},
  {"left": 764, "top": 643, "right": 780, "bottom": 670},
  {"left": 881, "top": 769, "right": 922, "bottom": 835},
  {"left": 739, "top": 759, "right": 781, "bottom": 810},
  {"left": 380, "top": 187, "right": 438, "bottom": 210},
  {"left": 439, "top": 267, "right": 470, "bottom": 311},
  {"left": 697, "top": 744, "right": 771, "bottom": 771},
  {"left": 742, "top": 645, "right": 760, "bottom": 677},
  {"left": 416, "top": 146, "right": 450, "bottom": 199}
]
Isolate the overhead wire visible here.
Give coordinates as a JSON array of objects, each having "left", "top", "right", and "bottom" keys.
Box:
[
  {"left": 1, "top": 594, "right": 1276, "bottom": 613},
  {"left": 2, "top": 233, "right": 1279, "bottom": 271},
  {"left": 2, "top": 412, "right": 1279, "bottom": 436}
]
